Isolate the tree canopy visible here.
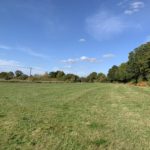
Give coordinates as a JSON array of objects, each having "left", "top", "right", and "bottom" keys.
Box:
[{"left": 107, "top": 42, "right": 150, "bottom": 83}]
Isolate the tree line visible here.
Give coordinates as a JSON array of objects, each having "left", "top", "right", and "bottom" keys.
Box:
[
  {"left": 107, "top": 42, "right": 150, "bottom": 83},
  {"left": 0, "top": 42, "right": 150, "bottom": 83},
  {"left": 0, "top": 70, "right": 107, "bottom": 82},
  {"left": 0, "top": 70, "right": 28, "bottom": 80}
]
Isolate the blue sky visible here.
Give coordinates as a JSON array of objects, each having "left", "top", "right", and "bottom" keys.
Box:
[{"left": 0, "top": 0, "right": 150, "bottom": 76}]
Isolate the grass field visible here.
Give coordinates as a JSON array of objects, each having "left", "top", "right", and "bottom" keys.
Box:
[{"left": 0, "top": 83, "right": 150, "bottom": 150}]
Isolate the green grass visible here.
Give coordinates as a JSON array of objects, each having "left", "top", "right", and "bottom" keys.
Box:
[{"left": 0, "top": 83, "right": 150, "bottom": 150}]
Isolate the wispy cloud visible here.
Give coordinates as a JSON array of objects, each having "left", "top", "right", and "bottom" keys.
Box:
[
  {"left": 86, "top": 11, "right": 126, "bottom": 40},
  {"left": 62, "top": 56, "right": 99, "bottom": 64},
  {"left": 79, "top": 38, "right": 86, "bottom": 42},
  {"left": 61, "top": 58, "right": 78, "bottom": 64},
  {"left": 0, "top": 44, "right": 48, "bottom": 59},
  {"left": 20, "top": 48, "right": 48, "bottom": 59},
  {"left": 102, "top": 53, "right": 116, "bottom": 58},
  {"left": 117, "top": 0, "right": 130, "bottom": 6},
  {"left": 124, "top": 1, "right": 145, "bottom": 15},
  {"left": 80, "top": 56, "right": 97, "bottom": 63}
]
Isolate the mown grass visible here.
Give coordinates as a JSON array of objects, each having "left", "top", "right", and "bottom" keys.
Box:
[{"left": 0, "top": 83, "right": 150, "bottom": 150}]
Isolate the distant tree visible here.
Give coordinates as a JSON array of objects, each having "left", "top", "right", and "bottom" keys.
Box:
[
  {"left": 0, "top": 71, "right": 14, "bottom": 80},
  {"left": 80, "top": 77, "right": 87, "bottom": 82},
  {"left": 97, "top": 73, "right": 107, "bottom": 82},
  {"left": 56, "top": 71, "right": 65, "bottom": 80},
  {"left": 117, "top": 63, "right": 130, "bottom": 83},
  {"left": 107, "top": 66, "right": 119, "bottom": 82},
  {"left": 8, "top": 72, "right": 14, "bottom": 78},
  {"left": 87, "top": 72, "right": 97, "bottom": 82},
  {"left": 49, "top": 71, "right": 57, "bottom": 78},
  {"left": 18, "top": 74, "right": 28, "bottom": 80},
  {"left": 40, "top": 72, "right": 49, "bottom": 81},
  {"left": 64, "top": 74, "right": 80, "bottom": 82},
  {"left": 5, "top": 72, "right": 15, "bottom": 80},
  {"left": 15, "top": 70, "right": 23, "bottom": 78},
  {"left": 0, "top": 72, "right": 8, "bottom": 79}
]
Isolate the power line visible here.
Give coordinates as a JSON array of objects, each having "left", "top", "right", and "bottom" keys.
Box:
[
  {"left": 29, "top": 67, "right": 32, "bottom": 77},
  {"left": 0, "top": 65, "right": 45, "bottom": 76},
  {"left": 0, "top": 65, "right": 33, "bottom": 76}
]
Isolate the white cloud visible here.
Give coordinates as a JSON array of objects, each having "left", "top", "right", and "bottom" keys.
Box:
[
  {"left": 131, "top": 1, "right": 144, "bottom": 9},
  {"left": 117, "top": 0, "right": 130, "bottom": 6},
  {"left": 61, "top": 58, "right": 78, "bottom": 64},
  {"left": 124, "top": 1, "right": 145, "bottom": 15},
  {"left": 62, "top": 56, "right": 99, "bottom": 64},
  {"left": 79, "top": 38, "right": 86, "bottom": 42},
  {"left": 86, "top": 11, "right": 126, "bottom": 40},
  {"left": 80, "top": 56, "right": 97, "bottom": 63},
  {"left": 124, "top": 10, "right": 134, "bottom": 15},
  {"left": 102, "top": 53, "right": 116, "bottom": 58}
]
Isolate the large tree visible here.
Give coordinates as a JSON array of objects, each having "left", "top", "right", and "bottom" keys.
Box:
[
  {"left": 127, "top": 42, "right": 150, "bottom": 82},
  {"left": 117, "top": 63, "right": 132, "bottom": 83}
]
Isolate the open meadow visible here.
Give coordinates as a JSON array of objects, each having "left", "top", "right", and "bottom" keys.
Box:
[{"left": 0, "top": 83, "right": 150, "bottom": 150}]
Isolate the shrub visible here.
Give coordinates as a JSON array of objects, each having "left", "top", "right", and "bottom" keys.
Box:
[{"left": 18, "top": 74, "right": 28, "bottom": 80}]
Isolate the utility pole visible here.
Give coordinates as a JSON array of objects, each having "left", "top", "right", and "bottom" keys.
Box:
[{"left": 29, "top": 67, "right": 32, "bottom": 77}]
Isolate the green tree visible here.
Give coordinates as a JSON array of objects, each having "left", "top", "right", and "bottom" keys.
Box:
[
  {"left": 56, "top": 71, "right": 65, "bottom": 80},
  {"left": 18, "top": 74, "right": 28, "bottom": 80},
  {"left": 49, "top": 72, "right": 57, "bottom": 78},
  {"left": 87, "top": 72, "right": 97, "bottom": 82},
  {"left": 117, "top": 63, "right": 131, "bottom": 83},
  {"left": 107, "top": 65, "right": 119, "bottom": 82},
  {"left": 64, "top": 74, "right": 80, "bottom": 82},
  {"left": 97, "top": 73, "right": 107, "bottom": 82},
  {"left": 0, "top": 72, "right": 8, "bottom": 79},
  {"left": 5, "top": 72, "right": 15, "bottom": 80},
  {"left": 127, "top": 42, "right": 150, "bottom": 82},
  {"left": 15, "top": 70, "right": 23, "bottom": 78}
]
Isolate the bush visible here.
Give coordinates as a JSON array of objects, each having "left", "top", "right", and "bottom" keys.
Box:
[
  {"left": 146, "top": 74, "right": 150, "bottom": 82},
  {"left": 130, "top": 79, "right": 137, "bottom": 84},
  {"left": 138, "top": 76, "right": 145, "bottom": 83},
  {"left": 18, "top": 74, "right": 28, "bottom": 80}
]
